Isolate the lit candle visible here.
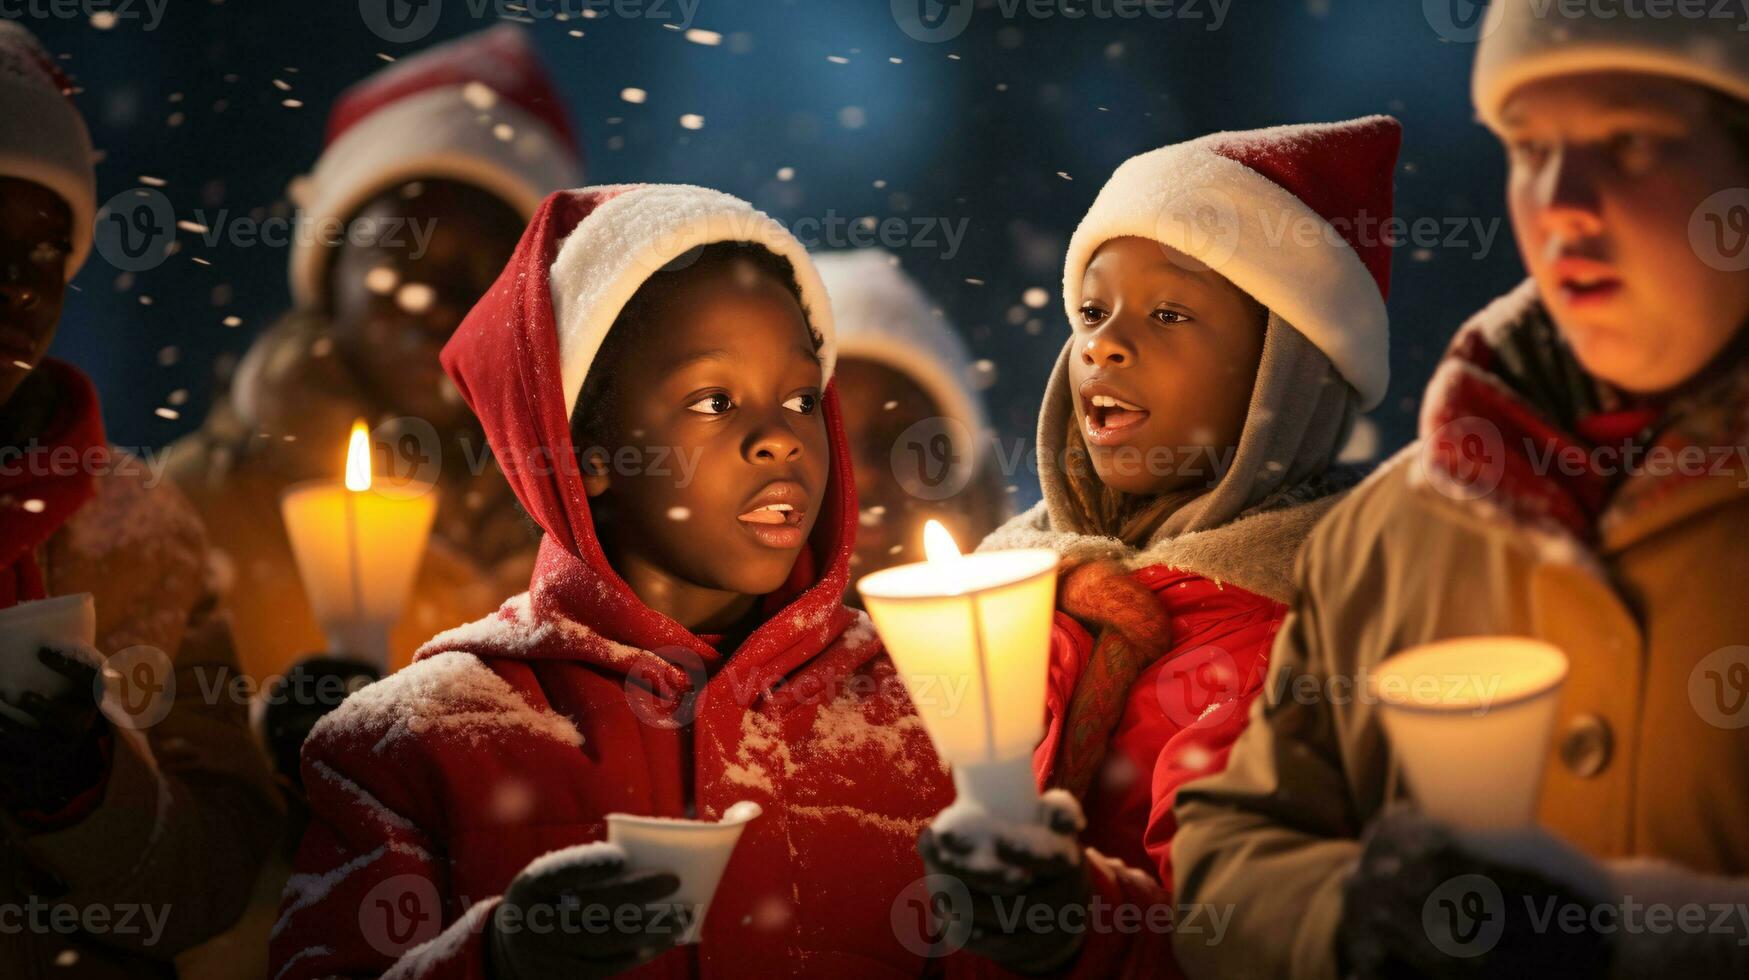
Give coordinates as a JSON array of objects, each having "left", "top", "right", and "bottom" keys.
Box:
[
  {"left": 280, "top": 420, "right": 439, "bottom": 670},
  {"left": 857, "top": 520, "right": 1060, "bottom": 822}
]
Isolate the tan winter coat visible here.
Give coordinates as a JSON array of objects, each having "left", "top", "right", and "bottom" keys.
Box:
[
  {"left": 1, "top": 452, "right": 284, "bottom": 980},
  {"left": 165, "top": 311, "right": 538, "bottom": 681},
  {"left": 1172, "top": 282, "right": 1749, "bottom": 979}
]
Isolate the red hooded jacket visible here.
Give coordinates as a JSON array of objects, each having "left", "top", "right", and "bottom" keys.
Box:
[{"left": 267, "top": 191, "right": 1170, "bottom": 980}]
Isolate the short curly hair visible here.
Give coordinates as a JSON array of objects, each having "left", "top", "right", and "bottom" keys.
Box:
[{"left": 570, "top": 240, "right": 823, "bottom": 444}]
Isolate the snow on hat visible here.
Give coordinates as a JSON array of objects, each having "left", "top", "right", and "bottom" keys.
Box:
[
  {"left": 1062, "top": 115, "right": 1400, "bottom": 411},
  {"left": 287, "top": 25, "right": 582, "bottom": 308},
  {"left": 0, "top": 22, "right": 96, "bottom": 279},
  {"left": 1474, "top": 0, "right": 1749, "bottom": 134},
  {"left": 544, "top": 185, "right": 837, "bottom": 416},
  {"left": 812, "top": 248, "right": 988, "bottom": 466}
]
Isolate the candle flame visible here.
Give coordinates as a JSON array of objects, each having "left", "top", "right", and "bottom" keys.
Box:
[
  {"left": 923, "top": 519, "right": 963, "bottom": 564},
  {"left": 344, "top": 420, "right": 372, "bottom": 492}
]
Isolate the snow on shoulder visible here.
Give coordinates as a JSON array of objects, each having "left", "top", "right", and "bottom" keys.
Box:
[{"left": 309, "top": 648, "right": 582, "bottom": 755}]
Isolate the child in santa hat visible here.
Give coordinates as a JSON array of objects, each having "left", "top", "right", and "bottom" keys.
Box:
[
  {"left": 268, "top": 185, "right": 1173, "bottom": 979},
  {"left": 916, "top": 115, "right": 1401, "bottom": 975},
  {"left": 166, "top": 24, "right": 583, "bottom": 696},
  {"left": 0, "top": 21, "right": 282, "bottom": 978},
  {"left": 1173, "top": 4, "right": 1749, "bottom": 979},
  {"left": 810, "top": 248, "right": 1011, "bottom": 601}
]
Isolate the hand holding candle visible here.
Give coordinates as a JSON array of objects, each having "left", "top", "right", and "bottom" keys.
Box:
[
  {"left": 280, "top": 420, "right": 438, "bottom": 670},
  {"left": 856, "top": 520, "right": 1058, "bottom": 822}
]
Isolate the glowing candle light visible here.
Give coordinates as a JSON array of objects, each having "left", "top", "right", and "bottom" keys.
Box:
[
  {"left": 280, "top": 419, "right": 438, "bottom": 670},
  {"left": 857, "top": 520, "right": 1059, "bottom": 822}
]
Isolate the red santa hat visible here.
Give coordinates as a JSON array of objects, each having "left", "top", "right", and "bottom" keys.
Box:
[
  {"left": 288, "top": 25, "right": 582, "bottom": 308},
  {"left": 0, "top": 22, "right": 96, "bottom": 279},
  {"left": 1062, "top": 115, "right": 1400, "bottom": 411},
  {"left": 1474, "top": 0, "right": 1749, "bottom": 133},
  {"left": 812, "top": 248, "right": 988, "bottom": 467}
]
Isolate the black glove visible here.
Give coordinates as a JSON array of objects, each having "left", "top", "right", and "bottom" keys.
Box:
[
  {"left": 917, "top": 790, "right": 1091, "bottom": 974},
  {"left": 487, "top": 843, "right": 684, "bottom": 980},
  {"left": 0, "top": 644, "right": 109, "bottom": 815},
  {"left": 1339, "top": 810, "right": 1614, "bottom": 980},
  {"left": 259, "top": 655, "right": 381, "bottom": 789}
]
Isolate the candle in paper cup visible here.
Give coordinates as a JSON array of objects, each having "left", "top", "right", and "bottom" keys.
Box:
[
  {"left": 856, "top": 521, "right": 1059, "bottom": 823},
  {"left": 1371, "top": 637, "right": 1569, "bottom": 830},
  {"left": 605, "top": 800, "right": 763, "bottom": 944},
  {"left": 0, "top": 593, "right": 96, "bottom": 723},
  {"left": 280, "top": 420, "right": 437, "bottom": 669}
]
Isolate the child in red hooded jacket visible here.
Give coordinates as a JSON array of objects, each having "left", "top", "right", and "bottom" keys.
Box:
[
  {"left": 268, "top": 185, "right": 1173, "bottom": 980},
  {"left": 916, "top": 118, "right": 1402, "bottom": 974}
]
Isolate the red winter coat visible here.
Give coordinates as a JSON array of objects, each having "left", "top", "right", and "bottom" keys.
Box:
[
  {"left": 268, "top": 192, "right": 1169, "bottom": 980},
  {"left": 983, "top": 485, "right": 1350, "bottom": 894}
]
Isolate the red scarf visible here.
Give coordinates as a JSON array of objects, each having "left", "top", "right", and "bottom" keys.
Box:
[{"left": 0, "top": 360, "right": 106, "bottom": 609}]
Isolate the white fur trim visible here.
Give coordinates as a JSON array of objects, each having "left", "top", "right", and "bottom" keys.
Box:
[
  {"left": 1062, "top": 127, "right": 1390, "bottom": 410},
  {"left": 0, "top": 23, "right": 95, "bottom": 278},
  {"left": 813, "top": 248, "right": 988, "bottom": 465},
  {"left": 287, "top": 85, "right": 580, "bottom": 308},
  {"left": 1473, "top": 0, "right": 1749, "bottom": 133},
  {"left": 548, "top": 184, "right": 838, "bottom": 416}
]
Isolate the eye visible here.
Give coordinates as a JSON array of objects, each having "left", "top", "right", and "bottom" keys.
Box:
[
  {"left": 1152, "top": 308, "right": 1189, "bottom": 325},
  {"left": 1608, "top": 132, "right": 1660, "bottom": 175},
  {"left": 1078, "top": 304, "right": 1108, "bottom": 327},
  {"left": 686, "top": 392, "right": 734, "bottom": 415},
  {"left": 1508, "top": 138, "right": 1551, "bottom": 168},
  {"left": 783, "top": 392, "right": 820, "bottom": 416}
]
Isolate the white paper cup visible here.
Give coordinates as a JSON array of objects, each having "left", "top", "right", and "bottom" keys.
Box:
[
  {"left": 605, "top": 800, "right": 762, "bottom": 944},
  {"left": 1372, "top": 637, "right": 1569, "bottom": 830},
  {"left": 0, "top": 594, "right": 96, "bottom": 723}
]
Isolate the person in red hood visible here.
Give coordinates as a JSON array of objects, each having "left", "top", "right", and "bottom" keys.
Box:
[{"left": 267, "top": 184, "right": 1173, "bottom": 979}]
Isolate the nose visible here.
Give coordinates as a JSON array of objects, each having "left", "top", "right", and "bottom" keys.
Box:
[
  {"left": 1533, "top": 145, "right": 1605, "bottom": 241},
  {"left": 744, "top": 411, "right": 803, "bottom": 465},
  {"left": 0, "top": 275, "right": 39, "bottom": 313},
  {"left": 1080, "top": 318, "right": 1136, "bottom": 369}
]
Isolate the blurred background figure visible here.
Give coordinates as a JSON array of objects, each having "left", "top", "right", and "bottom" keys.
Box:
[
  {"left": 813, "top": 248, "right": 1011, "bottom": 598},
  {"left": 165, "top": 25, "right": 582, "bottom": 686},
  {"left": 0, "top": 21, "right": 282, "bottom": 979}
]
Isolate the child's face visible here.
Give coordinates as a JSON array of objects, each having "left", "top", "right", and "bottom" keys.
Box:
[
  {"left": 0, "top": 177, "right": 72, "bottom": 410},
  {"left": 1070, "top": 236, "right": 1267, "bottom": 496},
  {"left": 581, "top": 258, "right": 831, "bottom": 600},
  {"left": 835, "top": 357, "right": 968, "bottom": 583},
  {"left": 327, "top": 179, "right": 524, "bottom": 429},
  {"left": 1501, "top": 73, "right": 1749, "bottom": 394}
]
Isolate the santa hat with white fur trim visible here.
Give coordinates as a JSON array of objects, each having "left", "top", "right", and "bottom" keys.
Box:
[
  {"left": 288, "top": 25, "right": 581, "bottom": 308},
  {"left": 544, "top": 184, "right": 836, "bottom": 416},
  {"left": 1473, "top": 0, "right": 1749, "bottom": 133},
  {"left": 812, "top": 248, "right": 987, "bottom": 465},
  {"left": 0, "top": 21, "right": 96, "bottom": 279},
  {"left": 1062, "top": 115, "right": 1400, "bottom": 411}
]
